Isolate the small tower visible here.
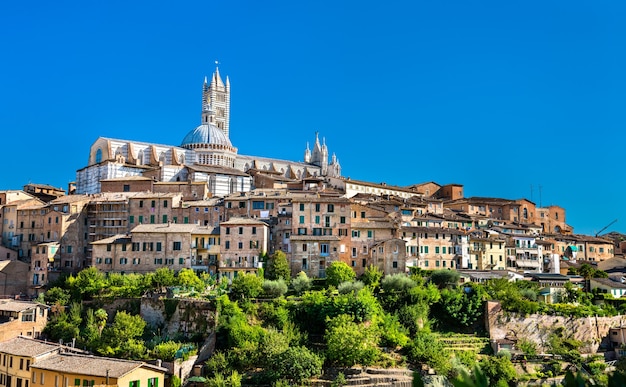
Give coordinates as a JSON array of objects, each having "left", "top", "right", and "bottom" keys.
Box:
[
  {"left": 311, "top": 132, "right": 323, "bottom": 166},
  {"left": 321, "top": 137, "right": 328, "bottom": 176},
  {"left": 304, "top": 142, "right": 311, "bottom": 163}
]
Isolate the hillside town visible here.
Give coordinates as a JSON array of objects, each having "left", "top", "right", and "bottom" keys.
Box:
[{"left": 1, "top": 67, "right": 626, "bottom": 386}]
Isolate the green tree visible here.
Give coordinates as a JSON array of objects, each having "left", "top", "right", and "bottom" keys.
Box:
[
  {"left": 262, "top": 279, "right": 288, "bottom": 298},
  {"left": 433, "top": 284, "right": 485, "bottom": 330},
  {"left": 338, "top": 280, "right": 364, "bottom": 294},
  {"left": 43, "top": 287, "right": 70, "bottom": 306},
  {"left": 325, "top": 314, "right": 380, "bottom": 367},
  {"left": 290, "top": 271, "right": 312, "bottom": 294},
  {"left": 478, "top": 354, "right": 517, "bottom": 386},
  {"left": 177, "top": 268, "right": 205, "bottom": 292},
  {"left": 326, "top": 261, "right": 356, "bottom": 287},
  {"left": 273, "top": 346, "right": 323, "bottom": 385},
  {"left": 230, "top": 273, "right": 263, "bottom": 300},
  {"left": 68, "top": 267, "right": 107, "bottom": 299},
  {"left": 99, "top": 311, "right": 146, "bottom": 358},
  {"left": 43, "top": 309, "right": 80, "bottom": 344},
  {"left": 153, "top": 267, "right": 176, "bottom": 289},
  {"left": 405, "top": 330, "right": 450, "bottom": 376},
  {"left": 361, "top": 265, "right": 383, "bottom": 290},
  {"left": 265, "top": 250, "right": 291, "bottom": 282},
  {"left": 152, "top": 341, "right": 180, "bottom": 361},
  {"left": 429, "top": 269, "right": 460, "bottom": 289}
]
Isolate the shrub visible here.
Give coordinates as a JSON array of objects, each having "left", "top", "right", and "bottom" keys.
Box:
[
  {"left": 291, "top": 271, "right": 312, "bottom": 294},
  {"left": 262, "top": 279, "right": 288, "bottom": 298},
  {"left": 338, "top": 280, "right": 364, "bottom": 294}
]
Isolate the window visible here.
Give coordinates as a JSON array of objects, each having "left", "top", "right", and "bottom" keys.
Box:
[
  {"left": 320, "top": 244, "right": 329, "bottom": 255},
  {"left": 162, "top": 215, "right": 168, "bottom": 223},
  {"left": 179, "top": 258, "right": 184, "bottom": 264},
  {"left": 352, "top": 230, "right": 360, "bottom": 238},
  {"left": 133, "top": 258, "right": 140, "bottom": 265},
  {"left": 129, "top": 381, "right": 140, "bottom": 387},
  {"left": 340, "top": 216, "right": 346, "bottom": 224},
  {"left": 238, "top": 242, "right": 243, "bottom": 249},
  {"left": 315, "top": 203, "right": 320, "bottom": 212},
  {"left": 104, "top": 258, "right": 112, "bottom": 264},
  {"left": 148, "top": 378, "right": 158, "bottom": 387},
  {"left": 327, "top": 204, "right": 334, "bottom": 212},
  {"left": 106, "top": 245, "right": 112, "bottom": 252},
  {"left": 238, "top": 227, "right": 243, "bottom": 235},
  {"left": 252, "top": 201, "right": 264, "bottom": 209},
  {"left": 315, "top": 216, "right": 320, "bottom": 224},
  {"left": 361, "top": 211, "right": 366, "bottom": 218},
  {"left": 299, "top": 203, "right": 304, "bottom": 211},
  {"left": 139, "top": 200, "right": 143, "bottom": 208},
  {"left": 120, "top": 258, "right": 128, "bottom": 265},
  {"left": 173, "top": 242, "right": 181, "bottom": 251},
  {"left": 299, "top": 216, "right": 305, "bottom": 224},
  {"left": 225, "top": 227, "right": 230, "bottom": 235},
  {"left": 156, "top": 242, "right": 162, "bottom": 251},
  {"left": 138, "top": 215, "right": 144, "bottom": 224},
  {"left": 352, "top": 247, "right": 357, "bottom": 257},
  {"left": 435, "top": 247, "right": 440, "bottom": 254},
  {"left": 238, "top": 202, "right": 245, "bottom": 208},
  {"left": 129, "top": 215, "right": 134, "bottom": 224},
  {"left": 225, "top": 241, "right": 230, "bottom": 249},
  {"left": 367, "top": 230, "right": 373, "bottom": 239},
  {"left": 252, "top": 227, "right": 257, "bottom": 235},
  {"left": 154, "top": 258, "right": 163, "bottom": 264},
  {"left": 303, "top": 244, "right": 307, "bottom": 252},
  {"left": 150, "top": 215, "right": 155, "bottom": 224}
]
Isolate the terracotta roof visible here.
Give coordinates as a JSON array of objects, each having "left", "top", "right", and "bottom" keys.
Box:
[
  {"left": 0, "top": 337, "right": 59, "bottom": 357},
  {"left": 32, "top": 353, "right": 165, "bottom": 378},
  {"left": 0, "top": 301, "right": 46, "bottom": 313},
  {"left": 220, "top": 217, "right": 269, "bottom": 226}
]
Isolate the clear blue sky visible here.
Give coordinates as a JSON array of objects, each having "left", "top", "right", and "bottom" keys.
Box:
[{"left": 1, "top": 1, "right": 624, "bottom": 236}]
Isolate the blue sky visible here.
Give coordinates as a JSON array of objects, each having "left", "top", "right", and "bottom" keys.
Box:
[{"left": 1, "top": 1, "right": 624, "bottom": 236}]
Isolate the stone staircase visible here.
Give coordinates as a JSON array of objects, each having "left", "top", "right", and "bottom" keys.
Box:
[{"left": 311, "top": 367, "right": 415, "bottom": 386}]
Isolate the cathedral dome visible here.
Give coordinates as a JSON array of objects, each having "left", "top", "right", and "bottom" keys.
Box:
[{"left": 181, "top": 124, "right": 233, "bottom": 148}]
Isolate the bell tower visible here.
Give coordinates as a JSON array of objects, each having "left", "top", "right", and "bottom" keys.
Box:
[{"left": 204, "top": 64, "right": 230, "bottom": 138}]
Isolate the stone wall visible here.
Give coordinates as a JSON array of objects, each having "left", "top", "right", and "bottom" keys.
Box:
[
  {"left": 486, "top": 301, "right": 626, "bottom": 354},
  {"left": 140, "top": 295, "right": 217, "bottom": 338}
]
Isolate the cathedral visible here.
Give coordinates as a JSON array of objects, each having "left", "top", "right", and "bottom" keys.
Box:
[{"left": 75, "top": 67, "right": 341, "bottom": 196}]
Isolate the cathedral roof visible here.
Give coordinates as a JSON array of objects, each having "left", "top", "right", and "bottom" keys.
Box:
[{"left": 181, "top": 124, "right": 233, "bottom": 148}]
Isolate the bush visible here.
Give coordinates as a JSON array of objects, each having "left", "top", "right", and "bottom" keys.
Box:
[
  {"left": 273, "top": 346, "right": 323, "bottom": 384},
  {"left": 262, "top": 279, "right": 288, "bottom": 298},
  {"left": 152, "top": 341, "right": 179, "bottom": 361},
  {"left": 291, "top": 271, "right": 312, "bottom": 294},
  {"left": 338, "top": 280, "right": 364, "bottom": 294}
]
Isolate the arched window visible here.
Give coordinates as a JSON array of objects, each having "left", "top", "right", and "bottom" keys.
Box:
[{"left": 95, "top": 148, "right": 103, "bottom": 163}]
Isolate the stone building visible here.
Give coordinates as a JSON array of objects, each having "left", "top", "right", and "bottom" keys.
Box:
[
  {"left": 219, "top": 217, "right": 268, "bottom": 280},
  {"left": 76, "top": 67, "right": 340, "bottom": 196},
  {"left": 289, "top": 195, "right": 351, "bottom": 278},
  {"left": 91, "top": 223, "right": 197, "bottom": 274},
  {"left": 128, "top": 192, "right": 182, "bottom": 228},
  {"left": 0, "top": 301, "right": 48, "bottom": 340}
]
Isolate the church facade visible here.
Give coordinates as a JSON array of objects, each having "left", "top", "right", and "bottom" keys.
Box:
[{"left": 75, "top": 67, "right": 341, "bottom": 196}]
